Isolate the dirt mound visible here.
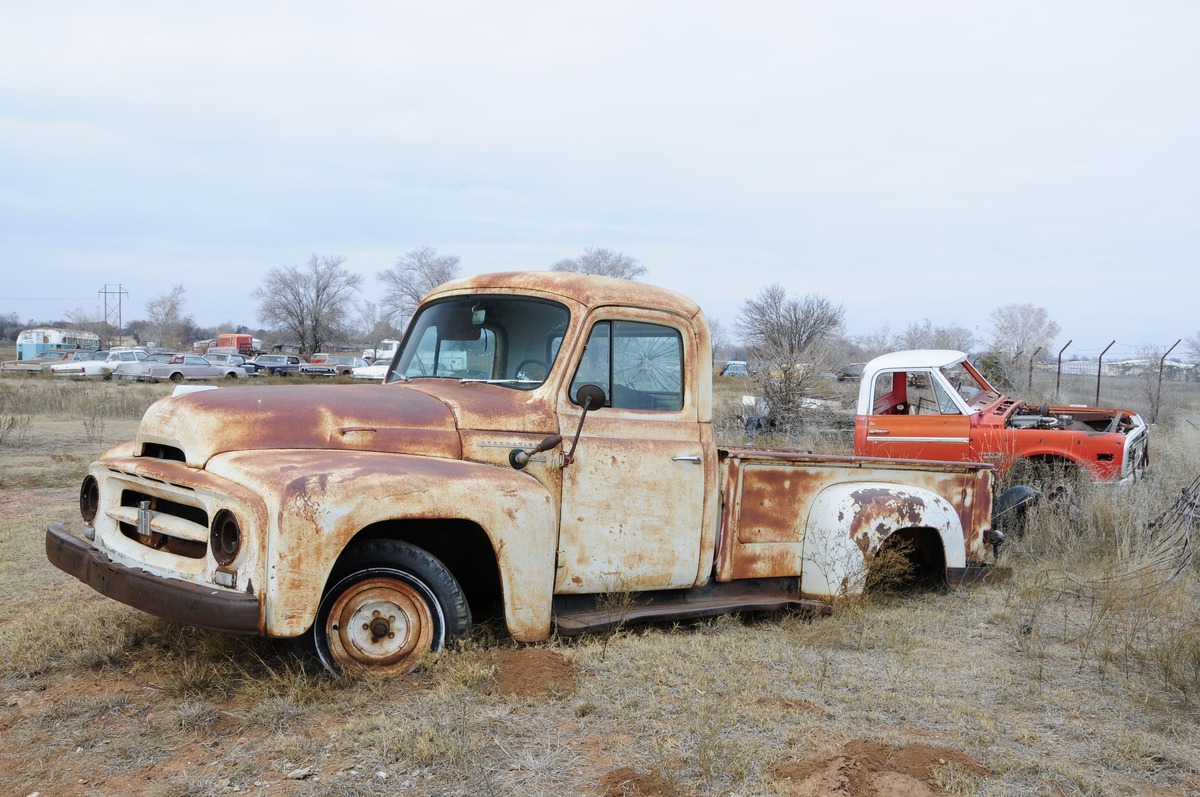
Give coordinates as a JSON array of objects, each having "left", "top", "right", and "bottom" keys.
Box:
[
  {"left": 597, "top": 766, "right": 678, "bottom": 796},
  {"left": 486, "top": 647, "right": 578, "bottom": 698},
  {"left": 771, "top": 740, "right": 988, "bottom": 797}
]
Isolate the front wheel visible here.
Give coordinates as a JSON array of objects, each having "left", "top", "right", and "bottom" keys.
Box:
[
  {"left": 1004, "top": 458, "right": 1084, "bottom": 502},
  {"left": 311, "top": 540, "right": 471, "bottom": 676}
]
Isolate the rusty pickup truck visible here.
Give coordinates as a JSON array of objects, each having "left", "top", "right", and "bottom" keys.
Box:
[{"left": 48, "top": 273, "right": 1007, "bottom": 676}]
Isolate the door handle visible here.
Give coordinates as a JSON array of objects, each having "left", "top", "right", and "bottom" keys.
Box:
[
  {"left": 672, "top": 455, "right": 703, "bottom": 464},
  {"left": 867, "top": 430, "right": 890, "bottom": 436}
]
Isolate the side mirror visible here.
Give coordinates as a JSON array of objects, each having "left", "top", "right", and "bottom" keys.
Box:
[{"left": 574, "top": 383, "right": 607, "bottom": 410}]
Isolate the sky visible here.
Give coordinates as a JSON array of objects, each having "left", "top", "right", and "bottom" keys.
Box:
[{"left": 2, "top": 2, "right": 1198, "bottom": 362}]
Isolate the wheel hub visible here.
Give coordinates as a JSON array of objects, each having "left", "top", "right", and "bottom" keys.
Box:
[{"left": 324, "top": 576, "right": 434, "bottom": 674}]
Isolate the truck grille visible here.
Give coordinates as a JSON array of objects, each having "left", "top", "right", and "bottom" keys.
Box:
[{"left": 115, "top": 489, "right": 208, "bottom": 559}]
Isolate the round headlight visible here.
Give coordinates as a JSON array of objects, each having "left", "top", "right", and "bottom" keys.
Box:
[
  {"left": 79, "top": 475, "right": 100, "bottom": 524},
  {"left": 210, "top": 509, "right": 242, "bottom": 567}
]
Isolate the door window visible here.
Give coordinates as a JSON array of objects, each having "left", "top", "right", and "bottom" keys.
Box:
[{"left": 571, "top": 321, "right": 683, "bottom": 411}]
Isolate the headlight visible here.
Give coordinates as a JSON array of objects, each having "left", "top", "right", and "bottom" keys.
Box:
[
  {"left": 79, "top": 475, "right": 100, "bottom": 524},
  {"left": 210, "top": 509, "right": 242, "bottom": 567}
]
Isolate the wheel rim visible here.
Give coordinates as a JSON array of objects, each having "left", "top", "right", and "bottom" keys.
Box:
[{"left": 321, "top": 573, "right": 443, "bottom": 675}]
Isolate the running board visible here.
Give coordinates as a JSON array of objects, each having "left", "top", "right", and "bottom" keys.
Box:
[{"left": 551, "top": 578, "right": 830, "bottom": 637}]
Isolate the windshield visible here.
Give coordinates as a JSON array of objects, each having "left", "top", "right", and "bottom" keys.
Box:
[
  {"left": 939, "top": 359, "right": 1000, "bottom": 407},
  {"left": 389, "top": 295, "right": 570, "bottom": 389}
]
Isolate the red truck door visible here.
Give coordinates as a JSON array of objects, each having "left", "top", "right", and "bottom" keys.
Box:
[
  {"left": 857, "top": 368, "right": 972, "bottom": 464},
  {"left": 554, "top": 315, "right": 709, "bottom": 594}
]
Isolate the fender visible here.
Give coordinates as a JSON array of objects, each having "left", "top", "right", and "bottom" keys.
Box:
[
  {"left": 800, "top": 482, "right": 966, "bottom": 597},
  {"left": 206, "top": 450, "right": 558, "bottom": 641}
]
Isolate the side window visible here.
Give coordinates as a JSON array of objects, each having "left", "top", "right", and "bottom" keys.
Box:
[
  {"left": 871, "top": 371, "right": 904, "bottom": 414},
  {"left": 571, "top": 324, "right": 611, "bottom": 401},
  {"left": 571, "top": 321, "right": 684, "bottom": 412}
]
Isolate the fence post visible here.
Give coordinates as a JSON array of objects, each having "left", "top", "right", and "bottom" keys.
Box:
[
  {"left": 1027, "top": 347, "right": 1042, "bottom": 392},
  {"left": 1055, "top": 340, "right": 1072, "bottom": 400},
  {"left": 1096, "top": 341, "right": 1115, "bottom": 406},
  {"left": 1156, "top": 340, "right": 1181, "bottom": 423}
]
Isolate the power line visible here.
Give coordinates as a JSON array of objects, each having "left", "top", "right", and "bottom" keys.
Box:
[{"left": 98, "top": 284, "right": 129, "bottom": 331}]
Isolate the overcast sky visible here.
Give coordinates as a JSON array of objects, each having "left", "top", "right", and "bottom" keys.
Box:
[{"left": 3, "top": 2, "right": 1197, "bottom": 361}]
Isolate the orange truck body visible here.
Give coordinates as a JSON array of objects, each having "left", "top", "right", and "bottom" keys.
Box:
[{"left": 854, "top": 350, "right": 1149, "bottom": 483}]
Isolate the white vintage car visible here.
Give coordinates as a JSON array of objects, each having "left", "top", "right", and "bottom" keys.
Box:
[
  {"left": 116, "top": 353, "right": 248, "bottom": 383},
  {"left": 350, "top": 357, "right": 392, "bottom": 380},
  {"left": 50, "top": 349, "right": 148, "bottom": 379}
]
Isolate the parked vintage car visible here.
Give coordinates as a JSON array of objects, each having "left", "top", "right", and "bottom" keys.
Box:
[
  {"left": 351, "top": 357, "right": 392, "bottom": 380},
  {"left": 50, "top": 349, "right": 149, "bottom": 379},
  {"left": 205, "top": 351, "right": 256, "bottom": 375},
  {"left": 248, "top": 354, "right": 306, "bottom": 376},
  {"left": 719, "top": 360, "right": 749, "bottom": 378},
  {"left": 300, "top": 354, "right": 367, "bottom": 377},
  {"left": 115, "top": 354, "right": 247, "bottom": 383},
  {"left": 1, "top": 349, "right": 101, "bottom": 374},
  {"left": 112, "top": 352, "right": 177, "bottom": 381}
]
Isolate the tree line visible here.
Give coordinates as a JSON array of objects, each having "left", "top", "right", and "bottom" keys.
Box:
[{"left": 8, "top": 249, "right": 1197, "bottom": 405}]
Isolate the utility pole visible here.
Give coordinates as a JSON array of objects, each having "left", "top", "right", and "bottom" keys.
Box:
[{"left": 98, "top": 284, "right": 128, "bottom": 346}]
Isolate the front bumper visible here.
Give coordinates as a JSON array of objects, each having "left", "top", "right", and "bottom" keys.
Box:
[{"left": 46, "top": 522, "right": 261, "bottom": 635}]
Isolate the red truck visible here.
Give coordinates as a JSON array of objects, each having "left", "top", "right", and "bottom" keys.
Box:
[{"left": 854, "top": 350, "right": 1149, "bottom": 485}]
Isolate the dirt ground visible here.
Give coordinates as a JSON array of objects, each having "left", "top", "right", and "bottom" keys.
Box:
[
  {"left": 4, "top": 642, "right": 992, "bottom": 797},
  {"left": 3, "top": 394, "right": 1200, "bottom": 796}
]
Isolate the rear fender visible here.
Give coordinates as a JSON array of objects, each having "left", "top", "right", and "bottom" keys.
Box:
[
  {"left": 206, "top": 451, "right": 558, "bottom": 640},
  {"left": 800, "top": 482, "right": 966, "bottom": 597}
]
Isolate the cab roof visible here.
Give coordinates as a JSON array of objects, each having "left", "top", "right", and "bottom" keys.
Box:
[
  {"left": 865, "top": 349, "right": 968, "bottom": 372},
  {"left": 427, "top": 271, "right": 703, "bottom": 320}
]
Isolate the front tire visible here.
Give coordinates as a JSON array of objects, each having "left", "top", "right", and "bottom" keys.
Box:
[{"left": 311, "top": 540, "right": 471, "bottom": 676}]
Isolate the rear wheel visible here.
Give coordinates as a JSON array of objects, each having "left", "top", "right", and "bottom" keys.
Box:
[{"left": 311, "top": 540, "right": 471, "bottom": 676}]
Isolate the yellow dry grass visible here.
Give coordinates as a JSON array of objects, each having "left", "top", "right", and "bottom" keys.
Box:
[{"left": 1, "top": 373, "right": 1198, "bottom": 796}]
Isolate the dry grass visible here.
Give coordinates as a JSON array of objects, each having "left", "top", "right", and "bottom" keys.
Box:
[{"left": 1, "top": 373, "right": 1198, "bottom": 796}]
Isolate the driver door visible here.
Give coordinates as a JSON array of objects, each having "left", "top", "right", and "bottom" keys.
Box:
[
  {"left": 554, "top": 313, "right": 710, "bottom": 594},
  {"left": 860, "top": 369, "right": 972, "bottom": 464}
]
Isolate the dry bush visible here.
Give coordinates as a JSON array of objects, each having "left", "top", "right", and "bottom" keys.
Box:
[
  {"left": 0, "top": 411, "right": 32, "bottom": 447},
  {"left": 999, "top": 435, "right": 1200, "bottom": 704}
]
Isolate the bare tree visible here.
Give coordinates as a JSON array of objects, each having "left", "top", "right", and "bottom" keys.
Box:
[
  {"left": 855, "top": 324, "right": 893, "bottom": 361},
  {"left": 988, "top": 303, "right": 1060, "bottom": 359},
  {"left": 986, "top": 303, "right": 1061, "bottom": 387},
  {"left": 709, "top": 317, "right": 734, "bottom": 363},
  {"left": 895, "top": 319, "right": 976, "bottom": 352},
  {"left": 1185, "top": 331, "right": 1200, "bottom": 364},
  {"left": 379, "top": 247, "right": 462, "bottom": 330},
  {"left": 356, "top": 298, "right": 402, "bottom": 346},
  {"left": 735, "top": 284, "right": 846, "bottom": 430},
  {"left": 145, "top": 285, "right": 194, "bottom": 350},
  {"left": 551, "top": 247, "right": 647, "bottom": 280},
  {"left": 254, "top": 254, "right": 363, "bottom": 357}
]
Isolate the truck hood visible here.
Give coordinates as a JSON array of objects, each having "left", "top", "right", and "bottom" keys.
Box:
[{"left": 136, "top": 385, "right": 462, "bottom": 467}]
